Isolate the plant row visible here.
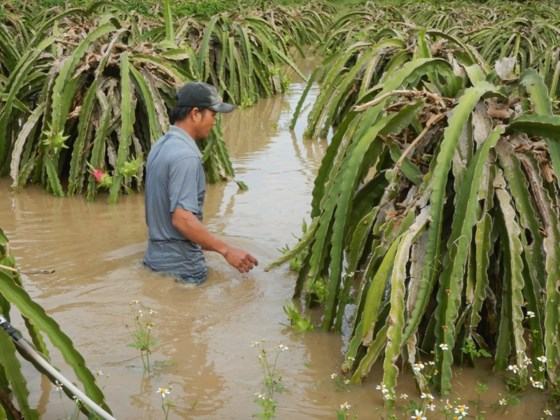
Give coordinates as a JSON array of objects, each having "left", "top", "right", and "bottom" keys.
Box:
[
  {"left": 0, "top": 1, "right": 330, "bottom": 201},
  {"left": 271, "top": 1, "right": 560, "bottom": 403}
]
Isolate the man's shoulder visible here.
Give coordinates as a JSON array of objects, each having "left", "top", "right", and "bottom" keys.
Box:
[{"left": 151, "top": 134, "right": 200, "bottom": 162}]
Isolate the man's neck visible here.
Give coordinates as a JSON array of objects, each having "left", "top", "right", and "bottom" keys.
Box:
[{"left": 174, "top": 122, "right": 198, "bottom": 141}]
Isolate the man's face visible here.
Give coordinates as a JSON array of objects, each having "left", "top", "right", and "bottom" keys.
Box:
[{"left": 191, "top": 108, "right": 217, "bottom": 140}]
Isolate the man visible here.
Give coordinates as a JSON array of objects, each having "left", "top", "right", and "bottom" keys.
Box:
[{"left": 143, "top": 82, "right": 258, "bottom": 284}]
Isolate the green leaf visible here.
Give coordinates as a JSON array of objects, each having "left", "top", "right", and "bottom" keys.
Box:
[
  {"left": 494, "top": 171, "right": 528, "bottom": 383},
  {"left": 383, "top": 208, "right": 430, "bottom": 397},
  {"left": 0, "top": 331, "right": 38, "bottom": 419},
  {"left": 109, "top": 52, "right": 135, "bottom": 204},
  {"left": 507, "top": 114, "right": 560, "bottom": 138},
  {"left": 0, "top": 270, "right": 110, "bottom": 412},
  {"left": 403, "top": 82, "right": 499, "bottom": 345}
]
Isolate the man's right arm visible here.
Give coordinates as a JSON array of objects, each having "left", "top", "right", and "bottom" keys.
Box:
[{"left": 171, "top": 208, "right": 258, "bottom": 273}]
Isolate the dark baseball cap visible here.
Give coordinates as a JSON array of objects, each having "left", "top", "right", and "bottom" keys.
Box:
[{"left": 176, "top": 82, "right": 235, "bottom": 113}]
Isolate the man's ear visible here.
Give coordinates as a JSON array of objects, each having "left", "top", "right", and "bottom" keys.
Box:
[{"left": 191, "top": 107, "right": 201, "bottom": 122}]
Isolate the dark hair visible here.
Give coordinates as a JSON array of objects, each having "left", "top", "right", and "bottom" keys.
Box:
[{"left": 169, "top": 106, "right": 193, "bottom": 124}]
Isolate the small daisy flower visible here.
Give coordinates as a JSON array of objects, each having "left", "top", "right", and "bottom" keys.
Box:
[
  {"left": 454, "top": 404, "right": 469, "bottom": 416},
  {"left": 507, "top": 364, "right": 520, "bottom": 374},
  {"left": 399, "top": 393, "right": 408, "bottom": 400},
  {"left": 339, "top": 402, "right": 351, "bottom": 411},
  {"left": 412, "top": 362, "right": 425, "bottom": 373},
  {"left": 54, "top": 380, "right": 63, "bottom": 392},
  {"left": 530, "top": 377, "right": 544, "bottom": 389},
  {"left": 420, "top": 392, "right": 434, "bottom": 401},
  {"left": 439, "top": 343, "right": 449, "bottom": 351},
  {"left": 427, "top": 403, "right": 436, "bottom": 412},
  {"left": 411, "top": 409, "right": 426, "bottom": 420},
  {"left": 157, "top": 387, "right": 171, "bottom": 399},
  {"left": 498, "top": 398, "right": 507, "bottom": 406}
]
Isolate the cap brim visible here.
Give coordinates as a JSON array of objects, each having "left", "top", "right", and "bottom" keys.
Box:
[{"left": 209, "top": 102, "right": 236, "bottom": 113}]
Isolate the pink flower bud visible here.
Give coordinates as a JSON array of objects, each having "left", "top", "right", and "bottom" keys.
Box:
[{"left": 91, "top": 168, "right": 105, "bottom": 183}]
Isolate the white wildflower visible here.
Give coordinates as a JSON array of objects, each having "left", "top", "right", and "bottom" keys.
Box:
[
  {"left": 530, "top": 377, "right": 544, "bottom": 389},
  {"left": 543, "top": 409, "right": 553, "bottom": 416},
  {"left": 537, "top": 356, "right": 547, "bottom": 364},
  {"left": 420, "top": 392, "right": 434, "bottom": 401},
  {"left": 399, "top": 393, "right": 409, "bottom": 400},
  {"left": 331, "top": 373, "right": 338, "bottom": 380},
  {"left": 427, "top": 403, "right": 436, "bottom": 412},
  {"left": 343, "top": 379, "right": 350, "bottom": 385},
  {"left": 507, "top": 364, "right": 520, "bottom": 374},
  {"left": 412, "top": 362, "right": 425, "bottom": 373},
  {"left": 498, "top": 398, "right": 507, "bottom": 406},
  {"left": 278, "top": 344, "right": 289, "bottom": 352},
  {"left": 526, "top": 311, "right": 536, "bottom": 319},
  {"left": 411, "top": 409, "right": 426, "bottom": 420},
  {"left": 439, "top": 343, "right": 449, "bottom": 351},
  {"left": 157, "top": 387, "right": 171, "bottom": 399},
  {"left": 454, "top": 404, "right": 469, "bottom": 416},
  {"left": 54, "top": 380, "right": 63, "bottom": 392},
  {"left": 375, "top": 384, "right": 387, "bottom": 392},
  {"left": 376, "top": 384, "right": 394, "bottom": 401},
  {"left": 339, "top": 402, "right": 351, "bottom": 411},
  {"left": 383, "top": 392, "right": 395, "bottom": 401}
]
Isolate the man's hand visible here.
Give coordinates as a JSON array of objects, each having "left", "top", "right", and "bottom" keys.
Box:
[
  {"left": 223, "top": 246, "right": 258, "bottom": 273},
  {"left": 172, "top": 208, "right": 258, "bottom": 274}
]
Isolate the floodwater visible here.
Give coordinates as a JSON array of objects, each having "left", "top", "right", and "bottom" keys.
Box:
[{"left": 0, "top": 70, "right": 550, "bottom": 419}]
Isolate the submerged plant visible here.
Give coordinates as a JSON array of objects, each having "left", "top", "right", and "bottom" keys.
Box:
[
  {"left": 336, "top": 401, "right": 355, "bottom": 420},
  {"left": 252, "top": 341, "right": 288, "bottom": 419},
  {"left": 157, "top": 385, "right": 174, "bottom": 420},
  {"left": 283, "top": 302, "right": 313, "bottom": 333},
  {"left": 128, "top": 301, "right": 158, "bottom": 372}
]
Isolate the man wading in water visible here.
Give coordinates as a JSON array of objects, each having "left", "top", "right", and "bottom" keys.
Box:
[{"left": 143, "top": 82, "right": 258, "bottom": 283}]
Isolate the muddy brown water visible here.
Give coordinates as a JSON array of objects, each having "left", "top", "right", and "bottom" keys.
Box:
[{"left": 0, "top": 77, "right": 550, "bottom": 419}]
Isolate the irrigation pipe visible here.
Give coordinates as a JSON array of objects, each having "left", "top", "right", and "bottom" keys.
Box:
[{"left": 0, "top": 316, "right": 116, "bottom": 420}]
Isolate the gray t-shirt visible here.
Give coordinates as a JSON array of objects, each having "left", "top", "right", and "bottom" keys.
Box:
[{"left": 143, "top": 126, "right": 207, "bottom": 283}]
